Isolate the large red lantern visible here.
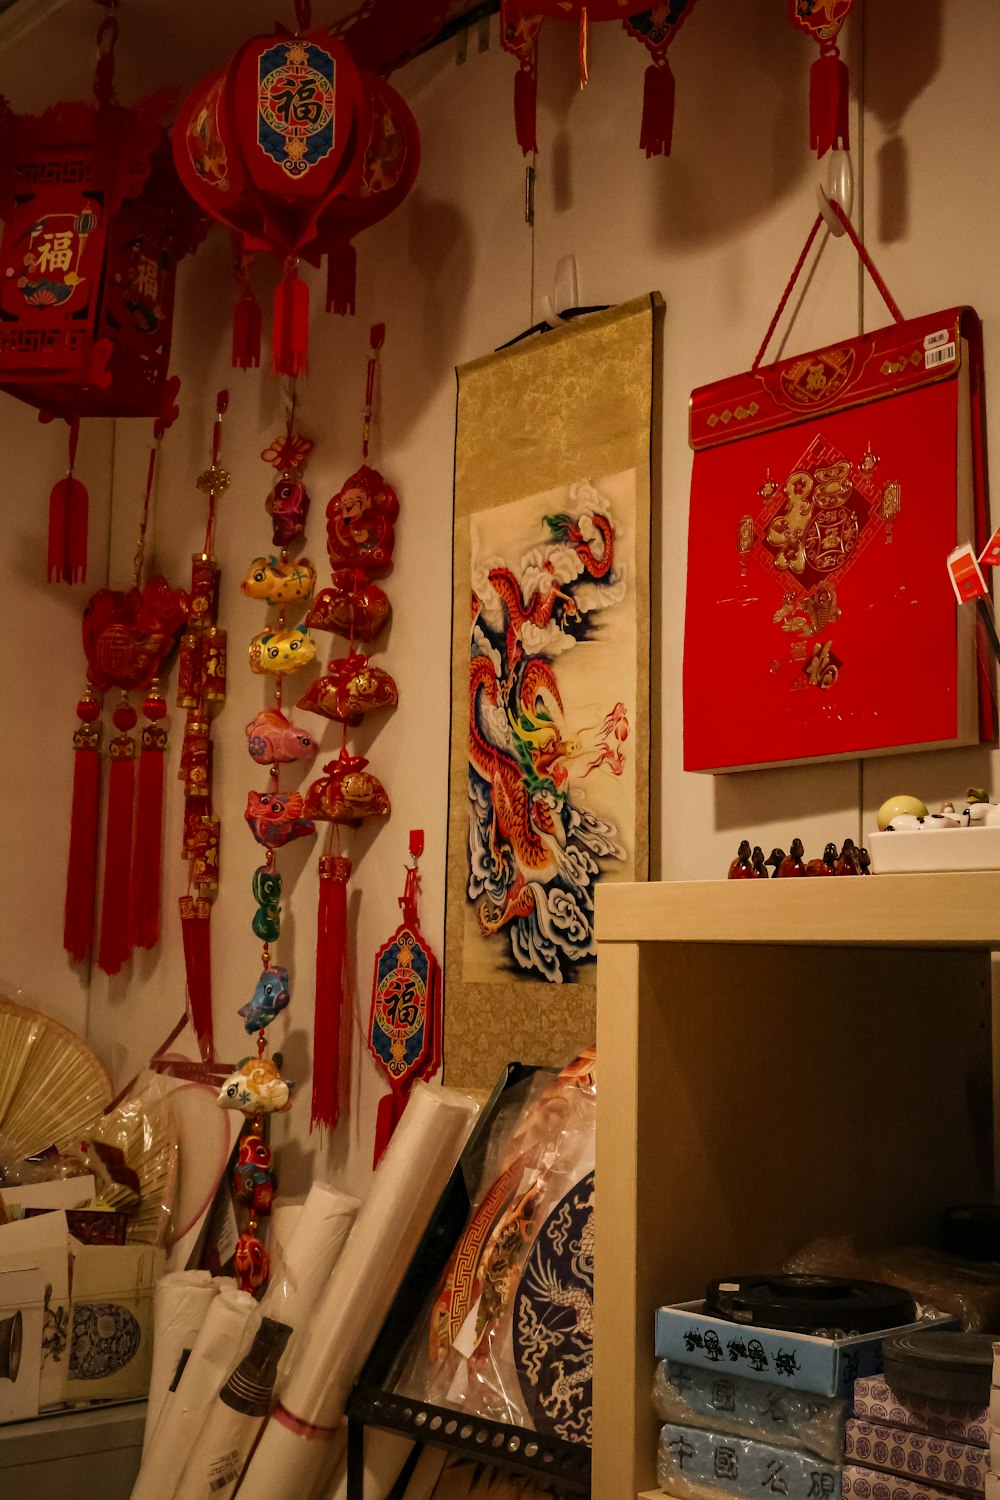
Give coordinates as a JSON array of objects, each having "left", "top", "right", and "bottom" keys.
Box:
[{"left": 173, "top": 28, "right": 419, "bottom": 372}]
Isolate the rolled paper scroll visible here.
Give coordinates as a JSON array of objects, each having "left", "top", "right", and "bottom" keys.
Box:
[
  {"left": 130, "top": 1282, "right": 257, "bottom": 1500},
  {"left": 258, "top": 1180, "right": 360, "bottom": 1394},
  {"left": 143, "top": 1269, "right": 217, "bottom": 1451},
  {"left": 236, "top": 1084, "right": 479, "bottom": 1500}
]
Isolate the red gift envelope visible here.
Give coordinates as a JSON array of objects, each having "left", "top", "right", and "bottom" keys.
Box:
[{"left": 683, "top": 305, "right": 990, "bottom": 771}]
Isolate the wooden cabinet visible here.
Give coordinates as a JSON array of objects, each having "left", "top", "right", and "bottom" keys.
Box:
[{"left": 592, "top": 874, "right": 1000, "bottom": 1500}]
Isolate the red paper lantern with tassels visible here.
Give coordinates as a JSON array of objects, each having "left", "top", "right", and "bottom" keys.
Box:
[
  {"left": 501, "top": 0, "right": 703, "bottom": 159},
  {"left": 173, "top": 27, "right": 419, "bottom": 371},
  {"left": 0, "top": 15, "right": 204, "bottom": 584},
  {"left": 789, "top": 0, "right": 854, "bottom": 158}
]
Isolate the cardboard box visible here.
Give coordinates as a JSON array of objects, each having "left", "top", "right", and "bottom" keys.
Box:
[
  {"left": 845, "top": 1418, "right": 988, "bottom": 1494},
  {"left": 658, "top": 1420, "right": 841, "bottom": 1500},
  {"left": 845, "top": 1463, "right": 965, "bottom": 1500},
  {"left": 853, "top": 1377, "right": 988, "bottom": 1448},
  {"left": 655, "top": 1359, "right": 847, "bottom": 1461},
  {"left": 654, "top": 1303, "right": 957, "bottom": 1397}
]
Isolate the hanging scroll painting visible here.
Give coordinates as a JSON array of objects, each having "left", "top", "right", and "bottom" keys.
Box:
[{"left": 446, "top": 296, "right": 657, "bottom": 1093}]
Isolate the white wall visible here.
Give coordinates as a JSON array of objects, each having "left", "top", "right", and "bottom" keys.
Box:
[{"left": 4, "top": 0, "right": 995, "bottom": 1194}]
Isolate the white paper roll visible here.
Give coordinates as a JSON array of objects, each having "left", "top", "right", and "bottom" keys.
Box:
[
  {"left": 144, "top": 1270, "right": 217, "bottom": 1452},
  {"left": 130, "top": 1282, "right": 257, "bottom": 1500},
  {"left": 269, "top": 1198, "right": 306, "bottom": 1286},
  {"left": 236, "top": 1084, "right": 478, "bottom": 1500}
]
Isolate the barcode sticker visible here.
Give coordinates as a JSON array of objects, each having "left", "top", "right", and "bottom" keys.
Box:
[
  {"left": 925, "top": 342, "right": 956, "bottom": 369},
  {"left": 924, "top": 329, "right": 950, "bottom": 350}
]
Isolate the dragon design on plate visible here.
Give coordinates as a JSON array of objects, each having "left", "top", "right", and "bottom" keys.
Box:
[{"left": 468, "top": 481, "right": 628, "bottom": 984}]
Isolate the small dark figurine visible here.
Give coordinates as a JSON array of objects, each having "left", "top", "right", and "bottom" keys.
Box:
[
  {"left": 857, "top": 847, "right": 872, "bottom": 875},
  {"left": 728, "top": 839, "right": 754, "bottom": 879},
  {"left": 806, "top": 841, "right": 838, "bottom": 876},
  {"left": 835, "top": 838, "right": 860, "bottom": 876},
  {"left": 776, "top": 838, "right": 807, "bottom": 877},
  {"left": 764, "top": 848, "right": 786, "bottom": 877},
  {"left": 266, "top": 476, "right": 311, "bottom": 548},
  {"left": 750, "top": 846, "right": 768, "bottom": 878}
]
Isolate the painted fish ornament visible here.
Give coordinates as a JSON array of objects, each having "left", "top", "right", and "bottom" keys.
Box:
[
  {"left": 297, "top": 650, "right": 398, "bottom": 725},
  {"left": 245, "top": 790, "right": 316, "bottom": 849},
  {"left": 303, "top": 748, "right": 391, "bottom": 827},
  {"left": 241, "top": 555, "right": 317, "bottom": 605},
  {"left": 251, "top": 866, "right": 282, "bottom": 942},
  {"left": 233, "top": 1231, "right": 270, "bottom": 1293},
  {"left": 238, "top": 965, "right": 291, "bottom": 1033},
  {"left": 246, "top": 708, "right": 319, "bottom": 765},
  {"left": 217, "top": 1056, "right": 292, "bottom": 1114},
  {"left": 249, "top": 623, "right": 316, "bottom": 675},
  {"left": 265, "top": 476, "right": 311, "bottom": 549},
  {"left": 234, "top": 1131, "right": 274, "bottom": 1209}
]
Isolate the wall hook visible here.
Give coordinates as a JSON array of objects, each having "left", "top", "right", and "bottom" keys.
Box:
[
  {"left": 816, "top": 149, "right": 855, "bottom": 235},
  {"left": 540, "top": 254, "right": 580, "bottom": 328}
]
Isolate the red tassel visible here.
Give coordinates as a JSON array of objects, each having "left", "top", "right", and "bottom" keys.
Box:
[
  {"left": 64, "top": 694, "right": 102, "bottom": 963},
  {"left": 272, "top": 258, "right": 309, "bottom": 377},
  {"left": 179, "top": 895, "right": 214, "bottom": 1061},
  {"left": 640, "top": 59, "right": 676, "bottom": 158},
  {"left": 48, "top": 475, "right": 89, "bottom": 584},
  {"left": 232, "top": 292, "right": 262, "bottom": 370},
  {"left": 513, "top": 65, "right": 538, "bottom": 156},
  {"left": 130, "top": 694, "right": 167, "bottom": 950},
  {"left": 373, "top": 1089, "right": 407, "bottom": 1168},
  {"left": 325, "top": 240, "right": 357, "bottom": 318},
  {"left": 810, "top": 49, "right": 850, "bottom": 157},
  {"left": 312, "top": 854, "right": 352, "bottom": 1133},
  {"left": 97, "top": 699, "right": 137, "bottom": 976}
]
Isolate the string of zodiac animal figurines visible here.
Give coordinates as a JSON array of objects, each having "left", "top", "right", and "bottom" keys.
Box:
[
  {"left": 64, "top": 381, "right": 188, "bottom": 976},
  {"left": 299, "top": 324, "right": 398, "bottom": 1133},
  {"left": 214, "top": 389, "right": 320, "bottom": 1294},
  {"left": 176, "top": 392, "right": 231, "bottom": 1059}
]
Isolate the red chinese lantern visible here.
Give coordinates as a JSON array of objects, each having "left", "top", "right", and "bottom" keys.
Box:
[
  {"left": 500, "top": 0, "right": 703, "bottom": 158},
  {"left": 0, "top": 15, "right": 204, "bottom": 582},
  {"left": 173, "top": 25, "right": 419, "bottom": 372}
]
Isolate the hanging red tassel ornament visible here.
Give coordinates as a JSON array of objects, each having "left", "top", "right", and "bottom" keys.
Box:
[
  {"left": 272, "top": 259, "right": 310, "bottom": 378},
  {"left": 179, "top": 896, "right": 214, "bottom": 1053},
  {"left": 623, "top": 0, "right": 701, "bottom": 158},
  {"left": 501, "top": 6, "right": 542, "bottom": 156},
  {"left": 231, "top": 239, "right": 262, "bottom": 372},
  {"left": 64, "top": 689, "right": 102, "bottom": 963},
  {"left": 368, "top": 831, "right": 442, "bottom": 1167},
  {"left": 130, "top": 684, "right": 167, "bottom": 950},
  {"left": 98, "top": 694, "right": 138, "bottom": 976},
  {"left": 312, "top": 854, "right": 352, "bottom": 1132},
  {"left": 47, "top": 416, "right": 89, "bottom": 585},
  {"left": 325, "top": 240, "right": 357, "bottom": 319},
  {"left": 789, "top": 0, "right": 854, "bottom": 159}
]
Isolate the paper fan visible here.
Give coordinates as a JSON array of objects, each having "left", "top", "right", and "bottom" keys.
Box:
[
  {"left": 87, "top": 1090, "right": 179, "bottom": 1247},
  {"left": 0, "top": 995, "right": 113, "bottom": 1165}
]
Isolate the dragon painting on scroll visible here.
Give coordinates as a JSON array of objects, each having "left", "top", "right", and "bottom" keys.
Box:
[{"left": 465, "top": 472, "right": 637, "bottom": 986}]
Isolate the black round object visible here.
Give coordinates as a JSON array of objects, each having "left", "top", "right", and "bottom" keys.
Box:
[
  {"left": 942, "top": 1205, "right": 1000, "bottom": 1264},
  {"left": 882, "top": 1332, "right": 992, "bottom": 1403},
  {"left": 704, "top": 1275, "right": 917, "bottom": 1335}
]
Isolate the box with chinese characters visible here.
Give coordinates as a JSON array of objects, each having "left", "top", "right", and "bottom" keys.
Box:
[
  {"left": 658, "top": 1421, "right": 842, "bottom": 1500},
  {"left": 853, "top": 1377, "right": 988, "bottom": 1448},
  {"left": 844, "top": 1419, "right": 988, "bottom": 1493},
  {"left": 654, "top": 1303, "right": 958, "bottom": 1398},
  {"left": 844, "top": 1463, "right": 966, "bottom": 1500},
  {"left": 654, "top": 1360, "right": 847, "bottom": 1461}
]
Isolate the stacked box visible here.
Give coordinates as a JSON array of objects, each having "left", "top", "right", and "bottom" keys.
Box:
[
  {"left": 853, "top": 1378, "right": 988, "bottom": 1447},
  {"left": 845, "top": 1360, "right": 992, "bottom": 1500},
  {"left": 654, "top": 1360, "right": 847, "bottom": 1461},
  {"left": 658, "top": 1422, "right": 842, "bottom": 1500},
  {"left": 845, "top": 1420, "right": 988, "bottom": 1494}
]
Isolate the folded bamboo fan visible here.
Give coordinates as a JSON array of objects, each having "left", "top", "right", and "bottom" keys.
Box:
[
  {"left": 89, "top": 1101, "right": 178, "bottom": 1246},
  {"left": 0, "top": 996, "right": 113, "bottom": 1165}
]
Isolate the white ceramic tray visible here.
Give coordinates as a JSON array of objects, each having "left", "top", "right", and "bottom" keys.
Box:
[{"left": 869, "top": 825, "right": 1000, "bottom": 873}]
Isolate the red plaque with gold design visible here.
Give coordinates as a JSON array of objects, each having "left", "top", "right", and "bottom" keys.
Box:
[{"left": 684, "top": 305, "right": 990, "bottom": 771}]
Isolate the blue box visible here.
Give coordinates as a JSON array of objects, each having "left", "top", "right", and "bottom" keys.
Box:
[
  {"left": 654, "top": 1303, "right": 957, "bottom": 1398},
  {"left": 653, "top": 1359, "right": 847, "bottom": 1461},
  {"left": 658, "top": 1421, "right": 842, "bottom": 1500}
]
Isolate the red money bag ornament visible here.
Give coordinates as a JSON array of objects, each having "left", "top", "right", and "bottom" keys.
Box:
[
  {"left": 172, "top": 10, "right": 418, "bottom": 373},
  {"left": 367, "top": 832, "right": 442, "bottom": 1166},
  {"left": 0, "top": 12, "right": 204, "bottom": 583},
  {"left": 789, "top": 0, "right": 854, "bottom": 158}
]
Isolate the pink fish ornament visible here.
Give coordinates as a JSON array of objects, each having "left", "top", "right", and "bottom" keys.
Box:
[{"left": 246, "top": 708, "right": 319, "bottom": 766}]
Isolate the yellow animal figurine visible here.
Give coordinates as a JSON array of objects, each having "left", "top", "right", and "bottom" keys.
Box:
[
  {"left": 241, "top": 556, "right": 317, "bottom": 605},
  {"left": 249, "top": 623, "right": 317, "bottom": 676}
]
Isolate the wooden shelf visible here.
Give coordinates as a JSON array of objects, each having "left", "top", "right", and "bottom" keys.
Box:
[
  {"left": 592, "top": 874, "right": 999, "bottom": 1500},
  {"left": 596, "top": 871, "right": 1000, "bottom": 948}
]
